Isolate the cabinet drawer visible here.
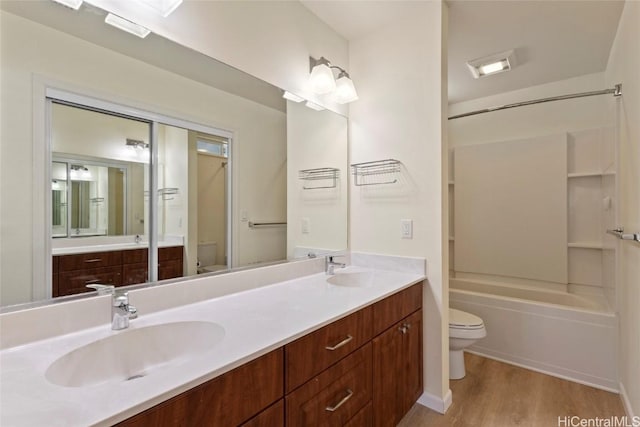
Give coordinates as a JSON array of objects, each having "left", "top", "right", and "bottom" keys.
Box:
[
  {"left": 122, "top": 248, "right": 147, "bottom": 264},
  {"left": 122, "top": 262, "right": 148, "bottom": 285},
  {"left": 58, "top": 251, "right": 122, "bottom": 271},
  {"left": 372, "top": 283, "right": 422, "bottom": 336},
  {"left": 285, "top": 306, "right": 372, "bottom": 392},
  {"left": 117, "top": 348, "right": 283, "bottom": 427},
  {"left": 345, "top": 402, "right": 372, "bottom": 427},
  {"left": 286, "top": 343, "right": 372, "bottom": 427},
  {"left": 241, "top": 399, "right": 284, "bottom": 427},
  {"left": 58, "top": 266, "right": 122, "bottom": 296},
  {"left": 159, "top": 246, "right": 183, "bottom": 261}
]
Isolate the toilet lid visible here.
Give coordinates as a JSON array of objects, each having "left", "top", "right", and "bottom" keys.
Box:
[{"left": 449, "top": 308, "right": 484, "bottom": 329}]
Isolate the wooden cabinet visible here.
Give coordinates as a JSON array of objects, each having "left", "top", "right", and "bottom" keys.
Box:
[
  {"left": 117, "top": 349, "right": 283, "bottom": 427},
  {"left": 286, "top": 343, "right": 372, "bottom": 426},
  {"left": 285, "top": 307, "right": 372, "bottom": 392},
  {"left": 372, "top": 308, "right": 423, "bottom": 427},
  {"left": 53, "top": 246, "right": 183, "bottom": 297},
  {"left": 117, "top": 282, "right": 423, "bottom": 427}
]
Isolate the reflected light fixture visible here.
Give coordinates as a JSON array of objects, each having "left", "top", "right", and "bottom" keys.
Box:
[
  {"left": 308, "top": 56, "right": 358, "bottom": 104},
  {"left": 137, "top": 0, "right": 183, "bottom": 17},
  {"left": 126, "top": 138, "right": 149, "bottom": 150},
  {"left": 305, "top": 101, "right": 325, "bottom": 111},
  {"left": 282, "top": 91, "right": 305, "bottom": 103},
  {"left": 51, "top": 0, "right": 83, "bottom": 10},
  {"left": 105, "top": 13, "right": 151, "bottom": 38},
  {"left": 467, "top": 49, "right": 517, "bottom": 79}
]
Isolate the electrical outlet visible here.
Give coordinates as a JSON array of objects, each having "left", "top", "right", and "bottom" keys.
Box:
[
  {"left": 401, "top": 219, "right": 413, "bottom": 239},
  {"left": 302, "top": 217, "right": 310, "bottom": 234}
]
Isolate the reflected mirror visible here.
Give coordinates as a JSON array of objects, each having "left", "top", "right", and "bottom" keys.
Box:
[{"left": 0, "top": 0, "right": 348, "bottom": 308}]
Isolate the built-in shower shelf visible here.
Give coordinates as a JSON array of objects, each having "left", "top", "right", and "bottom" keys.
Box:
[{"left": 568, "top": 242, "right": 603, "bottom": 249}]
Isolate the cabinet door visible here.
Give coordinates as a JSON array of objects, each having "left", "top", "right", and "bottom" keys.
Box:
[
  {"left": 372, "top": 322, "right": 402, "bottom": 427},
  {"left": 122, "top": 262, "right": 148, "bottom": 285},
  {"left": 117, "top": 349, "right": 283, "bottom": 427},
  {"left": 399, "top": 309, "right": 423, "bottom": 417},
  {"left": 158, "top": 259, "right": 183, "bottom": 280},
  {"left": 58, "top": 266, "right": 122, "bottom": 296},
  {"left": 372, "top": 309, "right": 423, "bottom": 426},
  {"left": 240, "top": 399, "right": 284, "bottom": 427}
]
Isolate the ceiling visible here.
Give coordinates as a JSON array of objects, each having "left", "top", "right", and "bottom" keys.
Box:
[{"left": 299, "top": 0, "right": 624, "bottom": 104}]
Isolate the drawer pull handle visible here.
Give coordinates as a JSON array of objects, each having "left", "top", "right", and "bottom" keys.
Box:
[
  {"left": 325, "top": 389, "right": 353, "bottom": 412},
  {"left": 84, "top": 258, "right": 102, "bottom": 263},
  {"left": 84, "top": 279, "right": 101, "bottom": 284},
  {"left": 325, "top": 335, "right": 353, "bottom": 351},
  {"left": 399, "top": 326, "right": 407, "bottom": 334}
]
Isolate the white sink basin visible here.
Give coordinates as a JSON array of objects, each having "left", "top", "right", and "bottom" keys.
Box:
[
  {"left": 327, "top": 269, "right": 374, "bottom": 287},
  {"left": 45, "top": 321, "right": 225, "bottom": 388}
]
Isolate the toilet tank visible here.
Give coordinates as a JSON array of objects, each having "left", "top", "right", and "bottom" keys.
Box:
[{"left": 197, "top": 242, "right": 217, "bottom": 267}]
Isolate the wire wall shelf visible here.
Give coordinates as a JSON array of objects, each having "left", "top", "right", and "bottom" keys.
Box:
[
  {"left": 144, "top": 188, "right": 180, "bottom": 201},
  {"left": 350, "top": 159, "right": 401, "bottom": 186},
  {"left": 298, "top": 167, "right": 340, "bottom": 189}
]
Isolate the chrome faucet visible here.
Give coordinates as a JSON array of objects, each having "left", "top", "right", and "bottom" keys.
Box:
[
  {"left": 325, "top": 255, "right": 346, "bottom": 275},
  {"left": 112, "top": 291, "right": 138, "bottom": 330},
  {"left": 135, "top": 234, "right": 142, "bottom": 244}
]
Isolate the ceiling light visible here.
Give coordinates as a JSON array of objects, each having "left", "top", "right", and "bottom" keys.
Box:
[
  {"left": 136, "top": 0, "right": 183, "bottom": 17},
  {"left": 105, "top": 13, "right": 151, "bottom": 38},
  {"left": 283, "top": 91, "right": 305, "bottom": 103},
  {"left": 305, "top": 101, "right": 325, "bottom": 111},
  {"left": 309, "top": 57, "right": 336, "bottom": 95},
  {"left": 51, "top": 0, "right": 83, "bottom": 10},
  {"left": 467, "top": 50, "right": 517, "bottom": 79},
  {"left": 334, "top": 71, "right": 359, "bottom": 104}
]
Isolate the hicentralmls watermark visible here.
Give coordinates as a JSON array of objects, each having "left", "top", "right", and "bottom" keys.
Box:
[{"left": 558, "top": 416, "right": 640, "bottom": 427}]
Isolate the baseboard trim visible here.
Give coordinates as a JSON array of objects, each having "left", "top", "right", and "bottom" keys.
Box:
[
  {"left": 417, "top": 389, "right": 452, "bottom": 414},
  {"left": 467, "top": 348, "right": 619, "bottom": 393},
  {"left": 619, "top": 381, "right": 636, "bottom": 418}
]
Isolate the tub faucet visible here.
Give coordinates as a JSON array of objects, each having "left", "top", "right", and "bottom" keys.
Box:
[
  {"left": 112, "top": 291, "right": 137, "bottom": 330},
  {"left": 325, "top": 255, "right": 346, "bottom": 275}
]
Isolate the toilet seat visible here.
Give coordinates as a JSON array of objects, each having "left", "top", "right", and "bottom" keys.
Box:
[{"left": 449, "top": 308, "right": 486, "bottom": 339}]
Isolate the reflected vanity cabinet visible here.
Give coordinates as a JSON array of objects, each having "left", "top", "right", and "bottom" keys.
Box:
[
  {"left": 52, "top": 246, "right": 183, "bottom": 297},
  {"left": 116, "top": 282, "right": 423, "bottom": 427}
]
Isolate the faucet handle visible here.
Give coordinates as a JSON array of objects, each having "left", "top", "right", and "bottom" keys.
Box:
[{"left": 86, "top": 284, "right": 115, "bottom": 295}]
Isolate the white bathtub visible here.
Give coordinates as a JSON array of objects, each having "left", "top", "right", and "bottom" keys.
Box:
[{"left": 450, "top": 278, "right": 618, "bottom": 391}]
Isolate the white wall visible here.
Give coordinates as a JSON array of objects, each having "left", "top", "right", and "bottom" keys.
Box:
[
  {"left": 605, "top": 0, "right": 640, "bottom": 418},
  {"left": 86, "top": 0, "right": 349, "bottom": 115},
  {"left": 286, "top": 100, "right": 348, "bottom": 258},
  {"left": 449, "top": 72, "right": 609, "bottom": 146},
  {"left": 0, "top": 11, "right": 287, "bottom": 305},
  {"left": 349, "top": 1, "right": 450, "bottom": 411}
]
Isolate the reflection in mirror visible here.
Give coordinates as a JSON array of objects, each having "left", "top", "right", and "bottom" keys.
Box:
[{"left": 0, "top": 1, "right": 348, "bottom": 309}]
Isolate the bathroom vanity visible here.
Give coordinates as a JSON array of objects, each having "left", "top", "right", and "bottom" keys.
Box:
[
  {"left": 52, "top": 246, "right": 184, "bottom": 297},
  {"left": 0, "top": 256, "right": 426, "bottom": 427},
  {"left": 117, "top": 283, "right": 422, "bottom": 426}
]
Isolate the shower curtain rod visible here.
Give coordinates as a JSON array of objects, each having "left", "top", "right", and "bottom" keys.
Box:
[{"left": 448, "top": 83, "right": 622, "bottom": 120}]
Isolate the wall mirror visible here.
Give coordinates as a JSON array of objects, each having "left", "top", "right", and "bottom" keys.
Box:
[{"left": 0, "top": 1, "right": 348, "bottom": 308}]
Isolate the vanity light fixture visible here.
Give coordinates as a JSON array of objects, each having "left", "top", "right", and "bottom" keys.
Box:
[
  {"left": 137, "top": 0, "right": 183, "bottom": 17},
  {"left": 126, "top": 138, "right": 149, "bottom": 150},
  {"left": 309, "top": 56, "right": 358, "bottom": 104},
  {"left": 466, "top": 49, "right": 517, "bottom": 79},
  {"left": 305, "top": 101, "right": 325, "bottom": 111},
  {"left": 282, "top": 91, "right": 305, "bottom": 103},
  {"left": 105, "top": 13, "right": 151, "bottom": 38},
  {"left": 51, "top": 0, "right": 83, "bottom": 10}
]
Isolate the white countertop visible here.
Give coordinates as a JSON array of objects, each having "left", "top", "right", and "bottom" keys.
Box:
[
  {"left": 52, "top": 241, "right": 182, "bottom": 256},
  {"left": 0, "top": 265, "right": 424, "bottom": 426}
]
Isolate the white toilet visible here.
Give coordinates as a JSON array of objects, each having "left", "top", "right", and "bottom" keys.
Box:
[
  {"left": 449, "top": 308, "right": 486, "bottom": 380},
  {"left": 197, "top": 242, "right": 227, "bottom": 274}
]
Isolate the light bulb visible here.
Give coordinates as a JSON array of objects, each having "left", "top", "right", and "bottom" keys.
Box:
[
  {"left": 334, "top": 75, "right": 358, "bottom": 104},
  {"left": 309, "top": 63, "right": 336, "bottom": 95}
]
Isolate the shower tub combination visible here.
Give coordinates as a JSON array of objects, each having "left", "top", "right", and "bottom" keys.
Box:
[{"left": 450, "top": 278, "right": 617, "bottom": 391}]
